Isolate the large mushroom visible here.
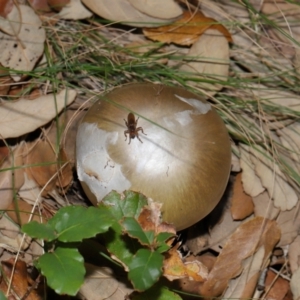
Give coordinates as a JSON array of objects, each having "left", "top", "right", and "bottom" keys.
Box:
[{"left": 76, "top": 83, "right": 231, "bottom": 230}]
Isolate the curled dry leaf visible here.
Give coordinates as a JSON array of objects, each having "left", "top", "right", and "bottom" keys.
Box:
[
  {"left": 128, "top": 0, "right": 182, "bottom": 20},
  {"left": 143, "top": 11, "right": 232, "bottom": 46},
  {"left": 57, "top": 0, "right": 93, "bottom": 20},
  {"left": 81, "top": 0, "right": 177, "bottom": 27},
  {"left": 0, "top": 89, "right": 77, "bottom": 139},
  {"left": 179, "top": 28, "right": 229, "bottom": 94},
  {"left": 0, "top": 4, "right": 46, "bottom": 81},
  {"left": 163, "top": 244, "right": 208, "bottom": 282},
  {"left": 0, "top": 144, "right": 25, "bottom": 210},
  {"left": 200, "top": 216, "right": 280, "bottom": 297}
]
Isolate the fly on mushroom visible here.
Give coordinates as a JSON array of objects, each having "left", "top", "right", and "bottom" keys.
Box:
[{"left": 124, "top": 113, "right": 147, "bottom": 144}]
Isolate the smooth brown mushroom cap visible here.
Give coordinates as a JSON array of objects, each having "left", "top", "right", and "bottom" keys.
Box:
[{"left": 76, "top": 83, "right": 231, "bottom": 230}]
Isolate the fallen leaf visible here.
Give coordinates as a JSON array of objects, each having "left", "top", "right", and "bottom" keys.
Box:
[
  {"left": 78, "top": 263, "right": 133, "bottom": 300},
  {"left": 240, "top": 145, "right": 265, "bottom": 197},
  {"left": 25, "top": 140, "right": 71, "bottom": 196},
  {"left": 290, "top": 267, "right": 300, "bottom": 300},
  {"left": 200, "top": 217, "right": 280, "bottom": 297},
  {"left": 179, "top": 28, "right": 229, "bottom": 94},
  {"left": 48, "top": 0, "right": 70, "bottom": 11},
  {"left": 0, "top": 144, "right": 25, "bottom": 210},
  {"left": 223, "top": 246, "right": 265, "bottom": 299},
  {"left": 249, "top": 145, "right": 298, "bottom": 211},
  {"left": 289, "top": 235, "right": 300, "bottom": 274},
  {"left": 264, "top": 269, "right": 290, "bottom": 300},
  {"left": 57, "top": 0, "right": 93, "bottom": 19},
  {"left": 0, "top": 258, "right": 42, "bottom": 299},
  {"left": 82, "top": 0, "right": 177, "bottom": 27},
  {"left": 0, "top": 64, "right": 12, "bottom": 95},
  {"left": 6, "top": 199, "right": 45, "bottom": 225},
  {"left": 143, "top": 11, "right": 232, "bottom": 45},
  {"left": 0, "top": 89, "right": 77, "bottom": 138},
  {"left": 0, "top": 4, "right": 46, "bottom": 81},
  {"left": 128, "top": 0, "right": 182, "bottom": 20},
  {"left": 231, "top": 172, "right": 254, "bottom": 220},
  {"left": 163, "top": 244, "right": 208, "bottom": 282}
]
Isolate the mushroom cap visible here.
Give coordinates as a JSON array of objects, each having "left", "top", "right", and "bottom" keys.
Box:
[{"left": 76, "top": 83, "right": 231, "bottom": 230}]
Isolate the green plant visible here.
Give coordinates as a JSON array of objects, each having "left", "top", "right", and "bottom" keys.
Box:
[{"left": 22, "top": 190, "right": 179, "bottom": 299}]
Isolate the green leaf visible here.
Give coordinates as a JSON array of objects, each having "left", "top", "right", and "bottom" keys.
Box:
[
  {"left": 128, "top": 249, "right": 163, "bottom": 291},
  {"left": 132, "top": 284, "right": 183, "bottom": 300},
  {"left": 37, "top": 247, "right": 85, "bottom": 296},
  {"left": 22, "top": 221, "right": 56, "bottom": 241},
  {"left": 121, "top": 217, "right": 155, "bottom": 246},
  {"left": 0, "top": 291, "right": 7, "bottom": 300},
  {"left": 101, "top": 191, "right": 148, "bottom": 267},
  {"left": 155, "top": 232, "right": 174, "bottom": 253},
  {"left": 102, "top": 190, "right": 148, "bottom": 220},
  {"left": 48, "top": 206, "right": 113, "bottom": 242},
  {"left": 104, "top": 223, "right": 140, "bottom": 267}
]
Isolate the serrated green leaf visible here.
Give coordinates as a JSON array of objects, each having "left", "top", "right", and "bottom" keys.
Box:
[
  {"left": 128, "top": 249, "right": 163, "bottom": 291},
  {"left": 155, "top": 232, "right": 174, "bottom": 253},
  {"left": 37, "top": 247, "right": 85, "bottom": 296},
  {"left": 22, "top": 221, "right": 56, "bottom": 241},
  {"left": 102, "top": 190, "right": 148, "bottom": 220},
  {"left": 104, "top": 223, "right": 140, "bottom": 267},
  {"left": 121, "top": 217, "right": 154, "bottom": 246},
  {"left": 132, "top": 284, "right": 183, "bottom": 300},
  {"left": 0, "top": 291, "right": 7, "bottom": 300},
  {"left": 48, "top": 206, "right": 113, "bottom": 242}
]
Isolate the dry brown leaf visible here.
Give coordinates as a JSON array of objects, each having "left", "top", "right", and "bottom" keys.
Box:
[
  {"left": 231, "top": 172, "right": 254, "bottom": 220},
  {"left": 163, "top": 244, "right": 208, "bottom": 282},
  {"left": 28, "top": 0, "right": 52, "bottom": 12},
  {"left": 78, "top": 263, "right": 133, "bottom": 300},
  {"left": 0, "top": 1, "right": 19, "bottom": 34},
  {"left": 18, "top": 172, "right": 42, "bottom": 205},
  {"left": 0, "top": 0, "right": 14, "bottom": 18},
  {"left": 0, "top": 64, "right": 13, "bottom": 96},
  {"left": 0, "top": 4, "right": 46, "bottom": 81},
  {"left": 137, "top": 200, "right": 176, "bottom": 237},
  {"left": 0, "top": 89, "right": 77, "bottom": 139},
  {"left": 6, "top": 199, "right": 45, "bottom": 225},
  {"left": 179, "top": 28, "right": 229, "bottom": 94},
  {"left": 249, "top": 146, "right": 298, "bottom": 211},
  {"left": 291, "top": 267, "right": 300, "bottom": 300},
  {"left": 0, "top": 215, "right": 31, "bottom": 250},
  {"left": 57, "top": 0, "right": 93, "bottom": 19},
  {"left": 289, "top": 235, "right": 300, "bottom": 274},
  {"left": 206, "top": 206, "right": 246, "bottom": 253},
  {"left": 48, "top": 0, "right": 70, "bottom": 11},
  {"left": 128, "top": 0, "right": 182, "bottom": 19},
  {"left": 143, "top": 11, "right": 232, "bottom": 45},
  {"left": 82, "top": 0, "right": 177, "bottom": 27},
  {"left": 264, "top": 269, "right": 290, "bottom": 300},
  {"left": 0, "top": 144, "right": 25, "bottom": 210},
  {"left": 223, "top": 247, "right": 265, "bottom": 299},
  {"left": 0, "top": 259, "right": 42, "bottom": 299},
  {"left": 25, "top": 140, "right": 71, "bottom": 196},
  {"left": 200, "top": 217, "right": 280, "bottom": 297}
]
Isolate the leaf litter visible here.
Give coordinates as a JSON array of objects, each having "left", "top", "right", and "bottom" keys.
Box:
[{"left": 0, "top": 0, "right": 299, "bottom": 299}]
